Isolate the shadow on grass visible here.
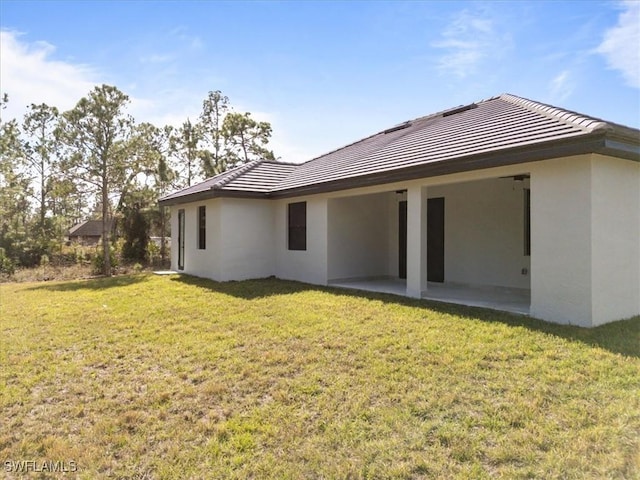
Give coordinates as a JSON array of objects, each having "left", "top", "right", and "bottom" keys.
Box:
[
  {"left": 24, "top": 273, "right": 149, "bottom": 292},
  {"left": 170, "top": 274, "right": 320, "bottom": 300},
  {"left": 171, "top": 274, "right": 640, "bottom": 359}
]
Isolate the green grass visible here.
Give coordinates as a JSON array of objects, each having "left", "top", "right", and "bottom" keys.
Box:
[{"left": 1, "top": 274, "right": 639, "bottom": 479}]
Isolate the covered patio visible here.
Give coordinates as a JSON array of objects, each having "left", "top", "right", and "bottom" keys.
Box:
[
  {"left": 329, "top": 278, "right": 530, "bottom": 315},
  {"left": 326, "top": 174, "right": 532, "bottom": 316}
]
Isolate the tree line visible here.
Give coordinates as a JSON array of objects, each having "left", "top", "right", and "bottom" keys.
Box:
[{"left": 0, "top": 85, "right": 276, "bottom": 276}]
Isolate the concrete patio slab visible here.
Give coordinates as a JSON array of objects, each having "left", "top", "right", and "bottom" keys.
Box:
[{"left": 329, "top": 278, "right": 530, "bottom": 315}]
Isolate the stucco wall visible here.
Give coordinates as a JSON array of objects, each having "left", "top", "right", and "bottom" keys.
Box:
[
  {"left": 170, "top": 198, "right": 274, "bottom": 282},
  {"left": 274, "top": 196, "right": 328, "bottom": 285},
  {"left": 327, "top": 192, "right": 392, "bottom": 281},
  {"left": 590, "top": 155, "right": 640, "bottom": 325},
  {"left": 427, "top": 178, "right": 531, "bottom": 289},
  {"left": 530, "top": 154, "right": 640, "bottom": 326},
  {"left": 218, "top": 198, "right": 275, "bottom": 281},
  {"left": 530, "top": 156, "right": 594, "bottom": 326},
  {"left": 170, "top": 199, "right": 223, "bottom": 279}
]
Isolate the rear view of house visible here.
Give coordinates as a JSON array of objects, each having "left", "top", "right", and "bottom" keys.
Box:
[{"left": 159, "top": 94, "right": 640, "bottom": 327}]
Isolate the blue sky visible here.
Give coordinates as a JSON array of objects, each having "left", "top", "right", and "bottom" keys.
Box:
[{"left": 1, "top": 0, "right": 639, "bottom": 162}]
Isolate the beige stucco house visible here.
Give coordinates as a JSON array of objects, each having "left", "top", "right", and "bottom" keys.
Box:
[{"left": 159, "top": 94, "right": 640, "bottom": 327}]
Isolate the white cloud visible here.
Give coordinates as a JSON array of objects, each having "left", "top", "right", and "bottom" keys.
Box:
[
  {"left": 0, "top": 30, "right": 208, "bottom": 132},
  {"left": 432, "top": 9, "right": 509, "bottom": 78},
  {"left": 596, "top": 1, "right": 640, "bottom": 88},
  {"left": 168, "top": 26, "right": 203, "bottom": 51},
  {"left": 0, "top": 30, "right": 308, "bottom": 163},
  {"left": 0, "top": 30, "right": 99, "bottom": 121},
  {"left": 129, "top": 92, "right": 199, "bottom": 129},
  {"left": 140, "top": 53, "right": 174, "bottom": 64},
  {"left": 549, "top": 70, "right": 574, "bottom": 102}
]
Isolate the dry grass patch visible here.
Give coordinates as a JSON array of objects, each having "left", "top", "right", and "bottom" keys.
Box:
[{"left": 1, "top": 274, "right": 639, "bottom": 479}]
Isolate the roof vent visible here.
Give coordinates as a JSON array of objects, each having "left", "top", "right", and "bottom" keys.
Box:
[
  {"left": 441, "top": 103, "right": 478, "bottom": 117},
  {"left": 383, "top": 121, "right": 412, "bottom": 134}
]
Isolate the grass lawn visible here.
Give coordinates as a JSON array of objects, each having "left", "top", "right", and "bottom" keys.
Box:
[{"left": 1, "top": 274, "right": 639, "bottom": 479}]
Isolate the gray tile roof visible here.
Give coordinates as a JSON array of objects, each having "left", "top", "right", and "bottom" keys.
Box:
[
  {"left": 68, "top": 219, "right": 112, "bottom": 237},
  {"left": 160, "top": 93, "right": 639, "bottom": 205},
  {"left": 219, "top": 161, "right": 298, "bottom": 193},
  {"left": 159, "top": 161, "right": 298, "bottom": 203}
]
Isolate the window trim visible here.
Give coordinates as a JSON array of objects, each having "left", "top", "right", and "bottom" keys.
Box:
[
  {"left": 178, "top": 209, "right": 185, "bottom": 270},
  {"left": 198, "top": 205, "right": 206, "bottom": 250},
  {"left": 288, "top": 202, "right": 307, "bottom": 251}
]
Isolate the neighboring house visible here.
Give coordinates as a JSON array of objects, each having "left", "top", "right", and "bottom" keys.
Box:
[
  {"left": 68, "top": 220, "right": 113, "bottom": 246},
  {"left": 150, "top": 236, "right": 171, "bottom": 249},
  {"left": 159, "top": 94, "right": 640, "bottom": 327}
]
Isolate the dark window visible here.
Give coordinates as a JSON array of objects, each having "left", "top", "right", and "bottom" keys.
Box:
[
  {"left": 198, "top": 206, "right": 206, "bottom": 250},
  {"left": 427, "top": 197, "right": 445, "bottom": 283},
  {"left": 178, "top": 209, "right": 185, "bottom": 270},
  {"left": 398, "top": 201, "right": 407, "bottom": 279},
  {"left": 288, "top": 202, "right": 306, "bottom": 251},
  {"left": 524, "top": 189, "right": 531, "bottom": 256}
]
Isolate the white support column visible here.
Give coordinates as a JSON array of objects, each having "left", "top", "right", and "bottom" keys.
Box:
[{"left": 406, "top": 185, "right": 427, "bottom": 298}]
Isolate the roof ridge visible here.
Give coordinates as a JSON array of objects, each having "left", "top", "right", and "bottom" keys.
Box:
[
  {"left": 211, "top": 159, "right": 262, "bottom": 190},
  {"left": 261, "top": 159, "right": 300, "bottom": 167},
  {"left": 499, "top": 93, "right": 609, "bottom": 133}
]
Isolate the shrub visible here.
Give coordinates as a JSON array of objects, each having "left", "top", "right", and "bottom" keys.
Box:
[
  {"left": 92, "top": 246, "right": 118, "bottom": 275},
  {"left": 146, "top": 240, "right": 160, "bottom": 266},
  {"left": 0, "top": 248, "right": 15, "bottom": 275},
  {"left": 121, "top": 207, "right": 149, "bottom": 263}
]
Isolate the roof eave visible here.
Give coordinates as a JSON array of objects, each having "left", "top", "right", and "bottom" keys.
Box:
[
  {"left": 269, "top": 134, "right": 616, "bottom": 199},
  {"left": 159, "top": 131, "right": 639, "bottom": 205},
  {"left": 598, "top": 129, "right": 640, "bottom": 161},
  {"left": 158, "top": 188, "right": 267, "bottom": 206}
]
